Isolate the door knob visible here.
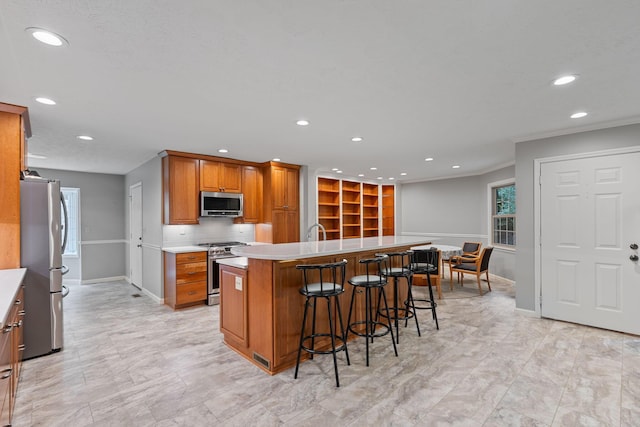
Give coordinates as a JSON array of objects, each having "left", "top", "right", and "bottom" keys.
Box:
[
  {"left": 631, "top": 243, "right": 639, "bottom": 250},
  {"left": 137, "top": 244, "right": 142, "bottom": 248},
  {"left": 631, "top": 254, "right": 639, "bottom": 262}
]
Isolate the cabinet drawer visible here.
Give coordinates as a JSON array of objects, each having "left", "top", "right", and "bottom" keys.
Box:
[
  {"left": 176, "top": 252, "right": 206, "bottom": 264},
  {"left": 176, "top": 262, "right": 207, "bottom": 284},
  {"left": 176, "top": 281, "right": 207, "bottom": 305}
]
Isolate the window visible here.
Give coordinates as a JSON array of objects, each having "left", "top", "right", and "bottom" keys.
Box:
[
  {"left": 61, "top": 188, "right": 80, "bottom": 256},
  {"left": 490, "top": 180, "right": 515, "bottom": 247}
]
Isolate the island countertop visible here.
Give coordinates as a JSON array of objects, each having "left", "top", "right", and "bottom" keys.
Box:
[{"left": 230, "top": 235, "right": 435, "bottom": 260}]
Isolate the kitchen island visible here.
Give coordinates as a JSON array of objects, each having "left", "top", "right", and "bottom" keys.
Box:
[{"left": 227, "top": 236, "right": 432, "bottom": 374}]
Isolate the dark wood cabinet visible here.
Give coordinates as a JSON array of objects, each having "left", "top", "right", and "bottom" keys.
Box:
[
  {"left": 164, "top": 251, "right": 207, "bottom": 309},
  {"left": 235, "top": 166, "right": 262, "bottom": 224},
  {"left": 259, "top": 162, "right": 300, "bottom": 243},
  {"left": 200, "top": 160, "right": 242, "bottom": 193},
  {"left": 162, "top": 155, "right": 200, "bottom": 225},
  {"left": 219, "top": 265, "right": 248, "bottom": 347},
  {"left": 0, "top": 103, "right": 30, "bottom": 269}
]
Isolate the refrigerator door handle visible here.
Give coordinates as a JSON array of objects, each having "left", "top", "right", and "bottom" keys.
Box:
[
  {"left": 60, "top": 192, "right": 69, "bottom": 254},
  {"left": 61, "top": 265, "right": 69, "bottom": 276},
  {"left": 62, "top": 285, "right": 69, "bottom": 298}
]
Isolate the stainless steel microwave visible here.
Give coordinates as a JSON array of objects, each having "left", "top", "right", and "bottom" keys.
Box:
[{"left": 200, "top": 192, "right": 243, "bottom": 217}]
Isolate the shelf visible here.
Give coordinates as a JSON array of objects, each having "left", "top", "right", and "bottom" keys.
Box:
[
  {"left": 319, "top": 216, "right": 340, "bottom": 220},
  {"left": 318, "top": 202, "right": 340, "bottom": 207}
]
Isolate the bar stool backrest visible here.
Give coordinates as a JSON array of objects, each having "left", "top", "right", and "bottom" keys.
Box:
[
  {"left": 411, "top": 249, "right": 440, "bottom": 275},
  {"left": 296, "top": 259, "right": 347, "bottom": 295},
  {"left": 356, "top": 256, "right": 387, "bottom": 285},
  {"left": 376, "top": 251, "right": 412, "bottom": 277}
]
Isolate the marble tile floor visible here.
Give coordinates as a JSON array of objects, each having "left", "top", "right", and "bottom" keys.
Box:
[{"left": 12, "top": 275, "right": 640, "bottom": 427}]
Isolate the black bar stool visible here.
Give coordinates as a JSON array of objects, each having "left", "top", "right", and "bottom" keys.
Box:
[
  {"left": 346, "top": 256, "right": 398, "bottom": 367},
  {"left": 407, "top": 249, "right": 439, "bottom": 330},
  {"left": 294, "top": 259, "right": 350, "bottom": 387},
  {"left": 376, "top": 251, "right": 420, "bottom": 343}
]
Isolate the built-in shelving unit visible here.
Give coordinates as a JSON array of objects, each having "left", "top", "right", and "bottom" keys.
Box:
[
  {"left": 341, "top": 180, "right": 362, "bottom": 239},
  {"left": 382, "top": 184, "right": 395, "bottom": 236},
  {"left": 317, "top": 177, "right": 341, "bottom": 240},
  {"left": 362, "top": 183, "right": 380, "bottom": 238}
]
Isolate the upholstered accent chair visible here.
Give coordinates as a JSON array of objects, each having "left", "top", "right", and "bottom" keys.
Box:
[{"left": 449, "top": 247, "right": 494, "bottom": 295}]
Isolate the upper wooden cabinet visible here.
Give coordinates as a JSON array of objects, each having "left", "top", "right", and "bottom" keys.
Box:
[
  {"left": 382, "top": 184, "right": 395, "bottom": 236},
  {"left": 260, "top": 162, "right": 300, "bottom": 243},
  {"left": 200, "top": 160, "right": 242, "bottom": 193},
  {"left": 0, "top": 103, "right": 31, "bottom": 269},
  {"left": 162, "top": 155, "right": 200, "bottom": 225},
  {"left": 235, "top": 166, "right": 262, "bottom": 224}
]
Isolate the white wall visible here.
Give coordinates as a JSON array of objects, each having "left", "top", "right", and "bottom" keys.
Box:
[
  {"left": 38, "top": 168, "right": 126, "bottom": 283},
  {"left": 398, "top": 165, "right": 516, "bottom": 280},
  {"left": 515, "top": 122, "right": 640, "bottom": 312}
]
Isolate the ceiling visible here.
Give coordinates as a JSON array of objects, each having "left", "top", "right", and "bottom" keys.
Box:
[{"left": 1, "top": 1, "right": 640, "bottom": 182}]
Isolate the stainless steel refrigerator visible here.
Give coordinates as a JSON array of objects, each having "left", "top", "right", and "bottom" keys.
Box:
[{"left": 20, "top": 178, "right": 69, "bottom": 360}]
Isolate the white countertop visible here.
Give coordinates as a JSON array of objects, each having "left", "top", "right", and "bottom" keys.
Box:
[
  {"left": 216, "top": 257, "right": 248, "bottom": 269},
  {"left": 162, "top": 246, "right": 208, "bottom": 254},
  {"left": 0, "top": 268, "right": 26, "bottom": 328},
  {"left": 230, "top": 236, "right": 433, "bottom": 260}
]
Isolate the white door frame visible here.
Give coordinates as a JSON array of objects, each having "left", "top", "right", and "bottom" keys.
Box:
[
  {"left": 534, "top": 145, "right": 640, "bottom": 317},
  {"left": 129, "top": 182, "right": 143, "bottom": 290}
]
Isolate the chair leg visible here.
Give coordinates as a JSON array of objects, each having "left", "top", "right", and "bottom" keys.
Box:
[
  {"left": 476, "top": 273, "right": 483, "bottom": 296},
  {"left": 486, "top": 271, "right": 492, "bottom": 292},
  {"left": 449, "top": 265, "right": 454, "bottom": 289}
]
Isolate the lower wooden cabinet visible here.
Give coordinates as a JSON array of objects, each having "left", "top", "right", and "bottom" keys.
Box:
[
  {"left": 164, "top": 251, "right": 208, "bottom": 309},
  {"left": 0, "top": 283, "right": 24, "bottom": 424},
  {"left": 219, "top": 265, "right": 248, "bottom": 347}
]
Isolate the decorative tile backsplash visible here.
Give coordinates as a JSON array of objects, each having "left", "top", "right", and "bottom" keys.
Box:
[{"left": 163, "top": 218, "right": 255, "bottom": 247}]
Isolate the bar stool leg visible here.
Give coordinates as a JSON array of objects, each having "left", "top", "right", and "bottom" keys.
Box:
[
  {"left": 335, "top": 296, "right": 350, "bottom": 366},
  {"left": 404, "top": 276, "right": 421, "bottom": 337},
  {"left": 294, "top": 297, "right": 310, "bottom": 379},
  {"left": 426, "top": 272, "right": 439, "bottom": 330},
  {"left": 326, "top": 296, "right": 340, "bottom": 387},
  {"left": 379, "top": 287, "right": 398, "bottom": 357}
]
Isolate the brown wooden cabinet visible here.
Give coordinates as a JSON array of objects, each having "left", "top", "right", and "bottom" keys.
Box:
[
  {"left": 0, "top": 103, "right": 31, "bottom": 269},
  {"left": 341, "top": 180, "right": 362, "bottom": 239},
  {"left": 382, "top": 185, "right": 395, "bottom": 236},
  {"left": 162, "top": 155, "right": 200, "bottom": 225},
  {"left": 0, "top": 282, "right": 24, "bottom": 424},
  {"left": 200, "top": 160, "right": 242, "bottom": 193},
  {"left": 235, "top": 165, "right": 262, "bottom": 224},
  {"left": 317, "top": 177, "right": 341, "bottom": 240},
  {"left": 259, "top": 162, "right": 300, "bottom": 243},
  {"left": 362, "top": 183, "right": 380, "bottom": 238},
  {"left": 163, "top": 251, "right": 207, "bottom": 309},
  {"left": 219, "top": 265, "right": 248, "bottom": 347}
]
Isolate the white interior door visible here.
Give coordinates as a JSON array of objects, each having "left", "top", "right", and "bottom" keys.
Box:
[
  {"left": 130, "top": 183, "right": 143, "bottom": 289},
  {"left": 540, "top": 151, "right": 640, "bottom": 335}
]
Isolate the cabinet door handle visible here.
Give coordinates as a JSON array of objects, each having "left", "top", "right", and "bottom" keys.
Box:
[
  {"left": 187, "top": 271, "right": 197, "bottom": 275},
  {"left": 3, "top": 325, "right": 12, "bottom": 333},
  {"left": 0, "top": 368, "right": 11, "bottom": 380},
  {"left": 19, "top": 310, "right": 25, "bottom": 316},
  {"left": 188, "top": 291, "right": 197, "bottom": 295},
  {"left": 18, "top": 344, "right": 25, "bottom": 351},
  {"left": 14, "top": 320, "right": 22, "bottom": 328},
  {"left": 14, "top": 299, "right": 21, "bottom": 305}
]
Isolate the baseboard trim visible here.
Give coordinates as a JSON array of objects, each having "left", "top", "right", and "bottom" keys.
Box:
[
  {"left": 141, "top": 287, "right": 163, "bottom": 304},
  {"left": 81, "top": 275, "right": 127, "bottom": 285},
  {"left": 514, "top": 307, "right": 538, "bottom": 317}
]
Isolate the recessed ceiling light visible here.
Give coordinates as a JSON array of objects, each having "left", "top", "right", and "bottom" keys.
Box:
[
  {"left": 452, "top": 165, "right": 461, "bottom": 169},
  {"left": 358, "top": 174, "right": 364, "bottom": 177},
  {"left": 425, "top": 157, "right": 434, "bottom": 162},
  {"left": 77, "top": 135, "right": 93, "bottom": 141},
  {"left": 377, "top": 176, "right": 383, "bottom": 180},
  {"left": 400, "top": 172, "right": 407, "bottom": 176},
  {"left": 370, "top": 167, "right": 377, "bottom": 170},
  {"left": 296, "top": 119, "right": 309, "bottom": 126},
  {"left": 389, "top": 177, "right": 395, "bottom": 180},
  {"left": 351, "top": 137, "right": 363, "bottom": 142},
  {"left": 218, "top": 148, "right": 228, "bottom": 153},
  {"left": 272, "top": 158, "right": 280, "bottom": 162},
  {"left": 35, "top": 97, "right": 56, "bottom": 105},
  {"left": 570, "top": 112, "right": 588, "bottom": 119},
  {"left": 332, "top": 168, "right": 339, "bottom": 171},
  {"left": 26, "top": 27, "right": 68, "bottom": 47},
  {"left": 336, "top": 170, "right": 343, "bottom": 174},
  {"left": 553, "top": 75, "right": 577, "bottom": 86},
  {"left": 27, "top": 153, "right": 47, "bottom": 159}
]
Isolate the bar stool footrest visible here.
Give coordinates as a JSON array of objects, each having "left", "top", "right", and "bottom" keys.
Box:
[
  {"left": 378, "top": 306, "right": 415, "bottom": 321},
  {"left": 347, "top": 320, "right": 392, "bottom": 339},
  {"left": 300, "top": 334, "right": 348, "bottom": 355},
  {"left": 406, "top": 298, "right": 437, "bottom": 311}
]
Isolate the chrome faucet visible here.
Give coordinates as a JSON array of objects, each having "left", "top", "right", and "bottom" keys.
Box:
[{"left": 306, "top": 223, "right": 327, "bottom": 241}]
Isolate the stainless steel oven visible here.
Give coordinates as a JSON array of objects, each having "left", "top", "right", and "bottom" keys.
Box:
[{"left": 199, "top": 241, "right": 247, "bottom": 305}]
